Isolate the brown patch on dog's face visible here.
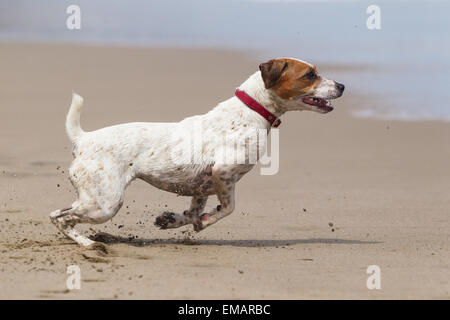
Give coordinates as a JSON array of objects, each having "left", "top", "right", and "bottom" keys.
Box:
[
  {"left": 259, "top": 58, "right": 321, "bottom": 99},
  {"left": 259, "top": 58, "right": 345, "bottom": 114}
]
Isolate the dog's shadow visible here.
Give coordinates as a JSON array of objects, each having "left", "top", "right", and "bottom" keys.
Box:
[{"left": 90, "top": 232, "right": 381, "bottom": 248}]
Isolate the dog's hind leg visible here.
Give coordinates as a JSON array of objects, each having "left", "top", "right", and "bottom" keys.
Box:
[
  {"left": 50, "top": 206, "right": 95, "bottom": 247},
  {"left": 154, "top": 196, "right": 208, "bottom": 229},
  {"left": 50, "top": 194, "right": 123, "bottom": 247},
  {"left": 50, "top": 168, "right": 126, "bottom": 246}
]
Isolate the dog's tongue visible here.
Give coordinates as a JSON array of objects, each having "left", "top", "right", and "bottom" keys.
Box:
[{"left": 302, "top": 97, "right": 327, "bottom": 107}]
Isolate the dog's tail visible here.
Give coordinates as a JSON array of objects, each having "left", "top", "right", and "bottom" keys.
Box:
[{"left": 66, "top": 92, "right": 85, "bottom": 142}]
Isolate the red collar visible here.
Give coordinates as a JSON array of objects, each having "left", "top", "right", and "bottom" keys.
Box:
[{"left": 235, "top": 89, "right": 281, "bottom": 128}]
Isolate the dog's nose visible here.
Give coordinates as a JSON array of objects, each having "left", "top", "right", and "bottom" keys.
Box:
[{"left": 335, "top": 82, "right": 345, "bottom": 92}]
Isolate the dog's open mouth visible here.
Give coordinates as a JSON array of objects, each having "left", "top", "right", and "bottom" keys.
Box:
[{"left": 302, "top": 97, "right": 334, "bottom": 113}]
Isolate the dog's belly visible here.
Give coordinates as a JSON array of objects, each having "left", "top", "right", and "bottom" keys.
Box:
[
  {"left": 138, "top": 164, "right": 253, "bottom": 197},
  {"left": 138, "top": 165, "right": 215, "bottom": 196},
  {"left": 140, "top": 177, "right": 215, "bottom": 196}
]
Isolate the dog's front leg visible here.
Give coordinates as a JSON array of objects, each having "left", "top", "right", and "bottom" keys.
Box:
[{"left": 194, "top": 165, "right": 236, "bottom": 231}]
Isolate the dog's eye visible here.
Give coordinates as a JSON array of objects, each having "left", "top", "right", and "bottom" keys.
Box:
[{"left": 304, "top": 71, "right": 316, "bottom": 80}]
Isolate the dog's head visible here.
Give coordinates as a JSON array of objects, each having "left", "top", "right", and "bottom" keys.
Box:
[{"left": 259, "top": 58, "right": 344, "bottom": 113}]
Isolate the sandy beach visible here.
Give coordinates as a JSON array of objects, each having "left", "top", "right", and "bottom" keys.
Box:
[{"left": 0, "top": 42, "right": 448, "bottom": 299}]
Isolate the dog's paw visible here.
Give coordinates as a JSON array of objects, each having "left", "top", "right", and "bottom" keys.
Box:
[{"left": 154, "top": 211, "right": 177, "bottom": 229}]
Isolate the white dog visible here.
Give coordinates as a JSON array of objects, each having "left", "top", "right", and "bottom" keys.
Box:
[{"left": 50, "top": 58, "right": 344, "bottom": 247}]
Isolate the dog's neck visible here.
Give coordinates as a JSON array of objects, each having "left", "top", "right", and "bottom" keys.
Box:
[{"left": 238, "top": 71, "right": 286, "bottom": 118}]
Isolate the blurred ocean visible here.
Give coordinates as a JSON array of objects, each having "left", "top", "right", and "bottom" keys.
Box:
[{"left": 0, "top": 0, "right": 449, "bottom": 121}]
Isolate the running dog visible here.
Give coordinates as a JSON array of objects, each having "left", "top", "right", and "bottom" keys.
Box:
[{"left": 50, "top": 58, "right": 345, "bottom": 246}]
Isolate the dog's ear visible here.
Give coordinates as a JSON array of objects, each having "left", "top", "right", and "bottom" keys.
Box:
[{"left": 259, "top": 59, "right": 288, "bottom": 89}]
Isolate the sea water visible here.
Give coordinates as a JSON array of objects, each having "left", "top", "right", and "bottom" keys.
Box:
[{"left": 1, "top": 0, "right": 448, "bottom": 121}]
